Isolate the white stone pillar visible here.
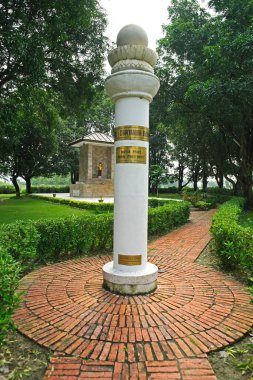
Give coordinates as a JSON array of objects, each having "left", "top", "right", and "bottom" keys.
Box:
[{"left": 103, "top": 24, "right": 160, "bottom": 295}]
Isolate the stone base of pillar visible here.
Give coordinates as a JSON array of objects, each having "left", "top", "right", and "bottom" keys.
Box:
[{"left": 102, "top": 262, "right": 158, "bottom": 295}]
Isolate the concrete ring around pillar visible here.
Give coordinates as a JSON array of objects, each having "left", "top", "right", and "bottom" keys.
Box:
[
  {"left": 103, "top": 261, "right": 158, "bottom": 295},
  {"left": 105, "top": 70, "right": 160, "bottom": 102}
]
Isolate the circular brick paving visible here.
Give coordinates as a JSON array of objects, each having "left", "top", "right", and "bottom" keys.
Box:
[{"left": 14, "top": 255, "right": 253, "bottom": 361}]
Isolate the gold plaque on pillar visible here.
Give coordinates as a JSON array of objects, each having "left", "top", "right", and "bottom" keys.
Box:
[
  {"left": 115, "top": 126, "right": 149, "bottom": 142},
  {"left": 116, "top": 146, "right": 147, "bottom": 164},
  {"left": 118, "top": 254, "right": 142, "bottom": 266}
]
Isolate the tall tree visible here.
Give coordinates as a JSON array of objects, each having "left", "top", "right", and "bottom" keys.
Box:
[
  {"left": 0, "top": 0, "right": 107, "bottom": 110},
  {"left": 157, "top": 0, "right": 253, "bottom": 205},
  {"left": 0, "top": 0, "right": 108, "bottom": 187},
  {"left": 0, "top": 88, "right": 61, "bottom": 195}
]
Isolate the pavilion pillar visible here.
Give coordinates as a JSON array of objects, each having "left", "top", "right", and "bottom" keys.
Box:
[{"left": 103, "top": 24, "right": 160, "bottom": 295}]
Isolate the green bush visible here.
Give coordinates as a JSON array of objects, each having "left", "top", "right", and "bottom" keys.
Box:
[
  {"left": 207, "top": 194, "right": 231, "bottom": 205},
  {"left": 206, "top": 187, "right": 234, "bottom": 195},
  {"left": 29, "top": 194, "right": 114, "bottom": 213},
  {"left": 34, "top": 213, "right": 113, "bottom": 260},
  {"left": 30, "top": 185, "right": 70, "bottom": 193},
  {"left": 211, "top": 197, "right": 253, "bottom": 274},
  {"left": 0, "top": 182, "right": 15, "bottom": 194},
  {"left": 182, "top": 189, "right": 230, "bottom": 208},
  {"left": 156, "top": 186, "right": 179, "bottom": 194},
  {"left": 182, "top": 190, "right": 203, "bottom": 205},
  {"left": 194, "top": 201, "right": 212, "bottom": 210},
  {"left": 0, "top": 199, "right": 190, "bottom": 264},
  {"left": 31, "top": 194, "right": 181, "bottom": 213},
  {"left": 148, "top": 201, "right": 190, "bottom": 235},
  {"left": 0, "top": 247, "right": 21, "bottom": 344},
  {"left": 148, "top": 198, "right": 174, "bottom": 208},
  {"left": 0, "top": 222, "right": 40, "bottom": 267}
]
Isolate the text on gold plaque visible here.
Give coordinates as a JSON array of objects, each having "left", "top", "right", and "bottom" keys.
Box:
[
  {"left": 118, "top": 254, "right": 142, "bottom": 265},
  {"left": 116, "top": 146, "right": 147, "bottom": 164},
  {"left": 115, "top": 126, "right": 149, "bottom": 142}
]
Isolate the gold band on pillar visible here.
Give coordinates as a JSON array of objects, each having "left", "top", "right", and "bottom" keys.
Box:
[
  {"left": 115, "top": 126, "right": 149, "bottom": 142},
  {"left": 116, "top": 146, "right": 147, "bottom": 164},
  {"left": 118, "top": 254, "right": 142, "bottom": 265}
]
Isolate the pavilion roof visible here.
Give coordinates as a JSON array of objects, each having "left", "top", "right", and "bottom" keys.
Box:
[{"left": 69, "top": 132, "right": 114, "bottom": 147}]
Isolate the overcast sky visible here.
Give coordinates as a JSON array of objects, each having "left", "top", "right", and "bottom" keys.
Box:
[
  {"left": 100, "top": 0, "right": 208, "bottom": 51},
  {"left": 100, "top": 0, "right": 169, "bottom": 50}
]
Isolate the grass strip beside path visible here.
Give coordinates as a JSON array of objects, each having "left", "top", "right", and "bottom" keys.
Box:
[{"left": 0, "top": 196, "right": 95, "bottom": 224}]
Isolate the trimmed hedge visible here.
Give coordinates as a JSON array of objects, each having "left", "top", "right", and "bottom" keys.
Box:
[
  {"left": 30, "top": 185, "right": 70, "bottom": 193},
  {"left": 0, "top": 183, "right": 15, "bottom": 194},
  {"left": 30, "top": 194, "right": 114, "bottom": 213},
  {"left": 211, "top": 197, "right": 253, "bottom": 275},
  {"left": 156, "top": 186, "right": 179, "bottom": 194},
  {"left": 0, "top": 247, "right": 21, "bottom": 344},
  {"left": 182, "top": 189, "right": 231, "bottom": 208},
  {"left": 34, "top": 214, "right": 113, "bottom": 260},
  {"left": 0, "top": 184, "right": 70, "bottom": 194},
  {"left": 0, "top": 222, "right": 40, "bottom": 265},
  {"left": 0, "top": 200, "right": 190, "bottom": 264},
  {"left": 206, "top": 187, "right": 234, "bottom": 195},
  {"left": 31, "top": 194, "right": 182, "bottom": 213},
  {"left": 149, "top": 198, "right": 177, "bottom": 207},
  {"left": 148, "top": 200, "right": 190, "bottom": 235}
]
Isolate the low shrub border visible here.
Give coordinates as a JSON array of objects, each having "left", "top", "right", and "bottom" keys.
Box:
[
  {"left": 0, "top": 247, "right": 21, "bottom": 345},
  {"left": 29, "top": 185, "right": 70, "bottom": 193},
  {"left": 182, "top": 189, "right": 231, "bottom": 209},
  {"left": 148, "top": 200, "right": 190, "bottom": 235},
  {"left": 29, "top": 194, "right": 114, "bottom": 213},
  {"left": 30, "top": 194, "right": 177, "bottom": 213},
  {"left": 0, "top": 183, "right": 16, "bottom": 194},
  {"left": 0, "top": 200, "right": 190, "bottom": 265},
  {"left": 210, "top": 197, "right": 253, "bottom": 275}
]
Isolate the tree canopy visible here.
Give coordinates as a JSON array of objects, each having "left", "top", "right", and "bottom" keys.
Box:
[
  {"left": 155, "top": 0, "right": 253, "bottom": 204},
  {"left": 0, "top": 0, "right": 107, "bottom": 111},
  {"left": 0, "top": 0, "right": 109, "bottom": 193}
]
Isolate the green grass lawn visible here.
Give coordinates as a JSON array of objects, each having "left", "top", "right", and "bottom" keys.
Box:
[
  {"left": 0, "top": 194, "right": 16, "bottom": 199},
  {"left": 0, "top": 196, "right": 95, "bottom": 224},
  {"left": 238, "top": 210, "right": 253, "bottom": 229}
]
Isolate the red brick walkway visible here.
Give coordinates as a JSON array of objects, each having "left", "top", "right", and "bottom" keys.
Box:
[{"left": 13, "top": 210, "right": 253, "bottom": 379}]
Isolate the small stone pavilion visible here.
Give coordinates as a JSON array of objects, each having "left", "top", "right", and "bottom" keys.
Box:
[{"left": 69, "top": 132, "right": 114, "bottom": 197}]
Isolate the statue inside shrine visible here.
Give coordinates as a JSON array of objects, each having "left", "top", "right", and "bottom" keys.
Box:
[{"left": 97, "top": 162, "right": 103, "bottom": 178}]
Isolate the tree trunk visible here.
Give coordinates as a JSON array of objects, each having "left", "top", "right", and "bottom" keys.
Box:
[
  {"left": 217, "top": 174, "right": 224, "bottom": 189},
  {"left": 238, "top": 130, "right": 253, "bottom": 207},
  {"left": 202, "top": 175, "right": 208, "bottom": 192},
  {"left": 192, "top": 162, "right": 200, "bottom": 191},
  {"left": 178, "top": 179, "right": 183, "bottom": 191},
  {"left": 178, "top": 162, "right": 184, "bottom": 191},
  {"left": 25, "top": 177, "right": 32, "bottom": 193},
  {"left": 202, "top": 164, "right": 208, "bottom": 192},
  {"left": 192, "top": 172, "right": 198, "bottom": 191},
  {"left": 243, "top": 182, "right": 252, "bottom": 205},
  {"left": 12, "top": 176, "right": 20, "bottom": 197},
  {"left": 239, "top": 165, "right": 253, "bottom": 208},
  {"left": 193, "top": 179, "right": 198, "bottom": 191},
  {"left": 202, "top": 177, "right": 208, "bottom": 191}
]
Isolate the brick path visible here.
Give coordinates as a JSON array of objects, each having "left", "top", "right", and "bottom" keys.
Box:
[{"left": 13, "top": 209, "right": 253, "bottom": 379}]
